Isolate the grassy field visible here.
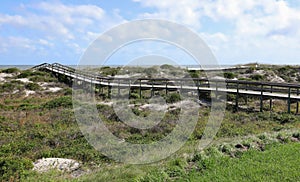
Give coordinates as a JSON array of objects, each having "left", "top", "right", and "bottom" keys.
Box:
[
  {"left": 186, "top": 142, "right": 300, "bottom": 181},
  {"left": 21, "top": 141, "right": 300, "bottom": 181},
  {"left": 0, "top": 67, "right": 300, "bottom": 181}
]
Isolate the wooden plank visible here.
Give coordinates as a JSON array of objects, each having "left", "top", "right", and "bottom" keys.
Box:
[{"left": 260, "top": 84, "right": 263, "bottom": 112}]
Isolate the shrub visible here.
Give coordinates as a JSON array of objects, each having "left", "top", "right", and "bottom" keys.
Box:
[
  {"left": 189, "top": 72, "right": 199, "bottom": 78},
  {"left": 224, "top": 72, "right": 236, "bottom": 79},
  {"left": 17, "top": 70, "right": 34, "bottom": 78},
  {"left": 29, "top": 75, "right": 56, "bottom": 82},
  {"left": 0, "top": 157, "right": 33, "bottom": 181},
  {"left": 160, "top": 64, "right": 175, "bottom": 70},
  {"left": 245, "top": 67, "right": 255, "bottom": 74},
  {"left": 63, "top": 88, "right": 72, "bottom": 95},
  {"left": 250, "top": 74, "right": 264, "bottom": 81},
  {"left": 145, "top": 67, "right": 158, "bottom": 76},
  {"left": 18, "top": 103, "right": 39, "bottom": 111},
  {"left": 43, "top": 96, "right": 73, "bottom": 109},
  {"left": 1, "top": 67, "right": 20, "bottom": 74},
  {"left": 272, "top": 113, "right": 298, "bottom": 124},
  {"left": 25, "top": 83, "right": 41, "bottom": 91},
  {"left": 17, "top": 70, "right": 47, "bottom": 78},
  {"left": 0, "top": 83, "right": 15, "bottom": 92},
  {"left": 165, "top": 93, "right": 181, "bottom": 103},
  {"left": 99, "top": 67, "right": 120, "bottom": 76}
]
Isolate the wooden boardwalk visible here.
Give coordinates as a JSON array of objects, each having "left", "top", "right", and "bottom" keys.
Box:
[{"left": 33, "top": 63, "right": 300, "bottom": 114}]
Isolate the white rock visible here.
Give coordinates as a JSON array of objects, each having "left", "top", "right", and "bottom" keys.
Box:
[{"left": 33, "top": 158, "right": 81, "bottom": 173}]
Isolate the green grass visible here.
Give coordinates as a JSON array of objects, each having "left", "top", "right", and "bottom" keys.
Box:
[
  {"left": 186, "top": 142, "right": 300, "bottom": 181},
  {"left": 1, "top": 67, "right": 300, "bottom": 181},
  {"left": 25, "top": 142, "right": 300, "bottom": 181}
]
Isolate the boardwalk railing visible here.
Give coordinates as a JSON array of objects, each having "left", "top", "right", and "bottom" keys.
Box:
[{"left": 32, "top": 63, "right": 300, "bottom": 114}]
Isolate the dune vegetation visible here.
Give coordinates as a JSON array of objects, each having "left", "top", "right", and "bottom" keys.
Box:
[{"left": 0, "top": 65, "right": 299, "bottom": 181}]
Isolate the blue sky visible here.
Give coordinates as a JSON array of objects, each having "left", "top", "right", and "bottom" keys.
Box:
[{"left": 1, "top": 0, "right": 300, "bottom": 65}]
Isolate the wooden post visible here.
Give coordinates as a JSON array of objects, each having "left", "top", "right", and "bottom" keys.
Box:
[
  {"left": 139, "top": 79, "right": 142, "bottom": 99},
  {"left": 260, "top": 84, "right": 263, "bottom": 112},
  {"left": 197, "top": 80, "right": 200, "bottom": 100},
  {"left": 165, "top": 80, "right": 168, "bottom": 96},
  {"left": 118, "top": 79, "right": 120, "bottom": 97},
  {"left": 288, "top": 87, "right": 291, "bottom": 114},
  {"left": 297, "top": 88, "right": 299, "bottom": 114},
  {"left": 100, "top": 78, "right": 103, "bottom": 94},
  {"left": 270, "top": 86, "right": 273, "bottom": 112},
  {"left": 151, "top": 79, "right": 154, "bottom": 97},
  {"left": 180, "top": 80, "right": 183, "bottom": 96},
  {"left": 236, "top": 82, "right": 239, "bottom": 112},
  {"left": 245, "top": 84, "right": 248, "bottom": 105},
  {"left": 129, "top": 80, "right": 131, "bottom": 98},
  {"left": 107, "top": 79, "right": 111, "bottom": 99}
]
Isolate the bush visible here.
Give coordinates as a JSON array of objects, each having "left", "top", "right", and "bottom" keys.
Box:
[
  {"left": 25, "top": 83, "right": 41, "bottom": 91},
  {"left": 0, "top": 83, "right": 16, "bottom": 92},
  {"left": 189, "top": 72, "right": 199, "bottom": 78},
  {"left": 224, "top": 72, "right": 236, "bottom": 79},
  {"left": 250, "top": 74, "right": 264, "bottom": 81},
  {"left": 29, "top": 75, "right": 56, "bottom": 82},
  {"left": 145, "top": 67, "right": 158, "bottom": 76},
  {"left": 43, "top": 96, "right": 73, "bottom": 109},
  {"left": 165, "top": 93, "right": 181, "bottom": 103},
  {"left": 17, "top": 70, "right": 34, "bottom": 78},
  {"left": 1, "top": 67, "right": 20, "bottom": 74},
  {"left": 245, "top": 67, "right": 255, "bottom": 74},
  {"left": 99, "top": 67, "right": 120, "bottom": 76},
  {"left": 272, "top": 113, "right": 298, "bottom": 124},
  {"left": 160, "top": 64, "right": 175, "bottom": 70},
  {"left": 17, "top": 70, "right": 47, "bottom": 78},
  {"left": 0, "top": 157, "right": 33, "bottom": 181}
]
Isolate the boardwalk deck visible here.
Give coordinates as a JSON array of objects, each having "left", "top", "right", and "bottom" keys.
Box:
[{"left": 33, "top": 63, "right": 300, "bottom": 113}]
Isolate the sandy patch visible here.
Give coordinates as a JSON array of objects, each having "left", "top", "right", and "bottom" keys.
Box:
[
  {"left": 0, "top": 73, "right": 13, "bottom": 82},
  {"left": 25, "top": 90, "right": 36, "bottom": 97},
  {"left": 16, "top": 78, "right": 33, "bottom": 83},
  {"left": 98, "top": 101, "right": 114, "bottom": 106},
  {"left": 140, "top": 103, "right": 168, "bottom": 111},
  {"left": 269, "top": 75, "right": 285, "bottom": 83},
  {"left": 48, "top": 87, "right": 62, "bottom": 92}
]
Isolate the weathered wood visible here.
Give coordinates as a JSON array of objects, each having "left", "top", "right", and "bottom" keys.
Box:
[
  {"left": 270, "top": 86, "right": 273, "bottom": 112},
  {"left": 33, "top": 63, "right": 300, "bottom": 115},
  {"left": 260, "top": 84, "right": 263, "bottom": 112},
  {"left": 297, "top": 88, "right": 299, "bottom": 114},
  {"left": 288, "top": 87, "right": 291, "bottom": 114},
  {"left": 139, "top": 79, "right": 142, "bottom": 99}
]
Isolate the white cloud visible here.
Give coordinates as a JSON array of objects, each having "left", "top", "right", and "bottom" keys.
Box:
[
  {"left": 133, "top": 0, "right": 203, "bottom": 28},
  {"left": 133, "top": 0, "right": 300, "bottom": 64},
  {"left": 0, "top": 1, "right": 126, "bottom": 63},
  {"left": 0, "top": 2, "right": 108, "bottom": 39}
]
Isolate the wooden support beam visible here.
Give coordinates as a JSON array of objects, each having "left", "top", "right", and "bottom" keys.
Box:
[
  {"left": 236, "top": 82, "right": 239, "bottom": 112},
  {"left": 260, "top": 84, "right": 263, "bottom": 112},
  {"left": 297, "top": 88, "right": 299, "bottom": 114},
  {"left": 118, "top": 80, "right": 120, "bottom": 97},
  {"left": 288, "top": 87, "right": 291, "bottom": 114},
  {"left": 129, "top": 80, "right": 131, "bottom": 98},
  {"left": 151, "top": 80, "right": 154, "bottom": 97},
  {"left": 108, "top": 80, "right": 111, "bottom": 99},
  {"left": 180, "top": 80, "right": 183, "bottom": 96},
  {"left": 270, "top": 86, "right": 273, "bottom": 112},
  {"left": 197, "top": 80, "right": 200, "bottom": 100},
  {"left": 139, "top": 79, "right": 142, "bottom": 99},
  {"left": 165, "top": 80, "right": 168, "bottom": 96}
]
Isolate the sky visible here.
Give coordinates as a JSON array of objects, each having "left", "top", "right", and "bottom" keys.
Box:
[{"left": 1, "top": 0, "right": 300, "bottom": 65}]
